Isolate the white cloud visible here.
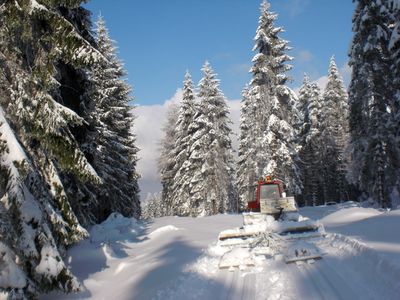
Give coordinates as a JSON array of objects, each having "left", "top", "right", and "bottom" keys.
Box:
[
  {"left": 132, "top": 90, "right": 241, "bottom": 198},
  {"left": 339, "top": 63, "right": 352, "bottom": 88},
  {"left": 293, "top": 62, "right": 351, "bottom": 95},
  {"left": 132, "top": 89, "right": 182, "bottom": 198},
  {"left": 315, "top": 75, "right": 329, "bottom": 91},
  {"left": 297, "top": 50, "right": 313, "bottom": 63},
  {"left": 228, "top": 99, "right": 241, "bottom": 154},
  {"left": 284, "top": 0, "right": 310, "bottom": 17}
]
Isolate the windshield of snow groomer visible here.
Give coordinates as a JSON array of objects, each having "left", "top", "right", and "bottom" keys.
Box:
[{"left": 260, "top": 184, "right": 280, "bottom": 200}]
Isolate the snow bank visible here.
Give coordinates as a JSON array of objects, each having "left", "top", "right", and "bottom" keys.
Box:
[
  {"left": 323, "top": 233, "right": 400, "bottom": 297},
  {"left": 299, "top": 201, "right": 361, "bottom": 220},
  {"left": 90, "top": 213, "right": 140, "bottom": 243},
  {"left": 321, "top": 207, "right": 382, "bottom": 225},
  {"left": 148, "top": 225, "right": 179, "bottom": 238}
]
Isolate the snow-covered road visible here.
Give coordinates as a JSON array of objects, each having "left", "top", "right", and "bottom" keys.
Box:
[
  {"left": 254, "top": 233, "right": 400, "bottom": 300},
  {"left": 41, "top": 204, "right": 400, "bottom": 300}
]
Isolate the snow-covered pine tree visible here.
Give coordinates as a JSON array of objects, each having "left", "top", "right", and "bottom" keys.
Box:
[
  {"left": 309, "top": 83, "right": 326, "bottom": 205},
  {"left": 2, "top": 0, "right": 102, "bottom": 181},
  {"left": 298, "top": 78, "right": 324, "bottom": 206},
  {"left": 388, "top": 1, "right": 400, "bottom": 206},
  {"left": 0, "top": 108, "right": 82, "bottom": 298},
  {"left": 0, "top": 0, "right": 104, "bottom": 228},
  {"left": 158, "top": 103, "right": 180, "bottom": 215},
  {"left": 296, "top": 74, "right": 312, "bottom": 129},
  {"left": 0, "top": 1, "right": 117, "bottom": 296},
  {"left": 188, "top": 62, "right": 235, "bottom": 216},
  {"left": 297, "top": 75, "right": 313, "bottom": 206},
  {"left": 84, "top": 16, "right": 140, "bottom": 222},
  {"left": 236, "top": 85, "right": 257, "bottom": 211},
  {"left": 348, "top": 0, "right": 399, "bottom": 208},
  {"left": 322, "top": 56, "right": 350, "bottom": 202},
  {"left": 141, "top": 192, "right": 164, "bottom": 219},
  {"left": 247, "top": 0, "right": 301, "bottom": 195},
  {"left": 170, "top": 72, "right": 197, "bottom": 216},
  {"left": 389, "top": 2, "right": 400, "bottom": 104}
]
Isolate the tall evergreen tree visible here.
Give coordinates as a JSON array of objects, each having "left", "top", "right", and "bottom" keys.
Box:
[
  {"left": 297, "top": 75, "right": 313, "bottom": 205},
  {"left": 158, "top": 103, "right": 180, "bottom": 214},
  {"left": 188, "top": 62, "right": 235, "bottom": 216},
  {"left": 170, "top": 72, "right": 197, "bottom": 216},
  {"left": 322, "top": 56, "right": 350, "bottom": 202},
  {"left": 141, "top": 193, "right": 164, "bottom": 219},
  {"left": 0, "top": 109, "right": 86, "bottom": 298},
  {"left": 245, "top": 0, "right": 301, "bottom": 195},
  {"left": 348, "top": 0, "right": 399, "bottom": 208},
  {"left": 0, "top": 1, "right": 127, "bottom": 297},
  {"left": 296, "top": 74, "right": 312, "bottom": 129},
  {"left": 298, "top": 79, "right": 324, "bottom": 206},
  {"left": 385, "top": 0, "right": 400, "bottom": 207},
  {"left": 236, "top": 85, "right": 257, "bottom": 211},
  {"left": 85, "top": 16, "right": 140, "bottom": 221}
]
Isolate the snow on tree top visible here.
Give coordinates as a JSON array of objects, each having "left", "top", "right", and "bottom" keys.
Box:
[{"left": 29, "top": 0, "right": 48, "bottom": 14}]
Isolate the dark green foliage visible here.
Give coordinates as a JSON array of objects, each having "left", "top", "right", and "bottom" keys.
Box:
[
  {"left": 0, "top": 1, "right": 139, "bottom": 298},
  {"left": 158, "top": 103, "right": 180, "bottom": 215},
  {"left": 348, "top": 0, "right": 400, "bottom": 208},
  {"left": 84, "top": 16, "right": 141, "bottom": 222}
]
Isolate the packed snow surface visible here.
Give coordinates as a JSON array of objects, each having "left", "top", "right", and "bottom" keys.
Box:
[
  {"left": 41, "top": 203, "right": 400, "bottom": 299},
  {"left": 148, "top": 225, "right": 179, "bottom": 237}
]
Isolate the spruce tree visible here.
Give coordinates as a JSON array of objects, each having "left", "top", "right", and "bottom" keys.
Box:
[
  {"left": 188, "top": 62, "right": 235, "bottom": 216},
  {"left": 296, "top": 74, "right": 312, "bottom": 129},
  {"left": 389, "top": 1, "right": 400, "bottom": 160},
  {"left": 141, "top": 193, "right": 163, "bottom": 219},
  {"left": 85, "top": 16, "right": 140, "bottom": 221},
  {"left": 298, "top": 79, "right": 324, "bottom": 206},
  {"left": 297, "top": 75, "right": 313, "bottom": 205},
  {"left": 170, "top": 72, "right": 197, "bottom": 216},
  {"left": 322, "top": 56, "right": 350, "bottom": 202},
  {"left": 348, "top": 0, "right": 399, "bottom": 208},
  {"left": 0, "top": 109, "right": 82, "bottom": 298},
  {"left": 0, "top": 1, "right": 114, "bottom": 296},
  {"left": 246, "top": 0, "right": 301, "bottom": 195},
  {"left": 158, "top": 103, "right": 180, "bottom": 214},
  {"left": 236, "top": 85, "right": 257, "bottom": 211}
]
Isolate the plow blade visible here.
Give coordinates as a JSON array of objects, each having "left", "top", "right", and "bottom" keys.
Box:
[
  {"left": 218, "top": 226, "right": 264, "bottom": 241},
  {"left": 279, "top": 222, "right": 319, "bottom": 235},
  {"left": 284, "top": 241, "right": 322, "bottom": 264}
]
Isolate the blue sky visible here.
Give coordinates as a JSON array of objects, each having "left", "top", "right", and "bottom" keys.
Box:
[{"left": 84, "top": 0, "right": 355, "bottom": 106}]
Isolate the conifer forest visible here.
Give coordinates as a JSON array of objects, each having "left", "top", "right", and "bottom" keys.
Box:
[{"left": 0, "top": 0, "right": 400, "bottom": 299}]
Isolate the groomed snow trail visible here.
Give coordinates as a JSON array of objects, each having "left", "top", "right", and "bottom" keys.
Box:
[
  {"left": 40, "top": 206, "right": 400, "bottom": 300},
  {"left": 254, "top": 233, "right": 400, "bottom": 300}
]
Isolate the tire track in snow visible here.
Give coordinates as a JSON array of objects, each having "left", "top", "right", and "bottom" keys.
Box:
[
  {"left": 240, "top": 273, "right": 255, "bottom": 300},
  {"left": 296, "top": 263, "right": 330, "bottom": 300},
  {"left": 214, "top": 269, "right": 235, "bottom": 300},
  {"left": 317, "top": 235, "right": 398, "bottom": 299},
  {"left": 224, "top": 272, "right": 237, "bottom": 300},
  {"left": 214, "top": 270, "right": 255, "bottom": 300},
  {"left": 281, "top": 262, "right": 312, "bottom": 299},
  {"left": 316, "top": 259, "right": 361, "bottom": 300},
  {"left": 303, "top": 264, "right": 346, "bottom": 300}
]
